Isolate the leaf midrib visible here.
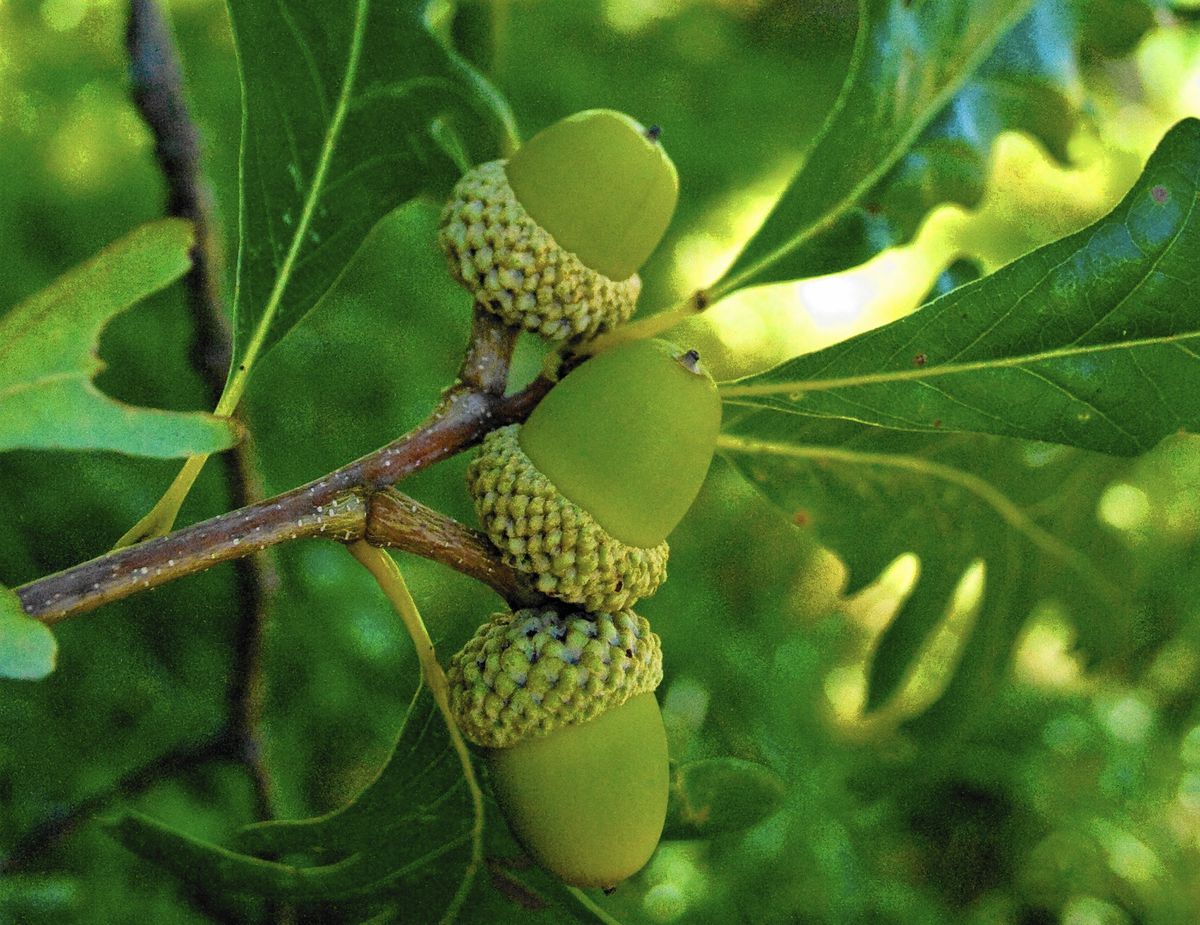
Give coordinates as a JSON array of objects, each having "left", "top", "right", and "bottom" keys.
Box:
[
  {"left": 219, "top": 0, "right": 370, "bottom": 416},
  {"left": 716, "top": 432, "right": 1119, "bottom": 602},
  {"left": 719, "top": 329, "right": 1200, "bottom": 398},
  {"left": 712, "top": 0, "right": 1037, "bottom": 301}
]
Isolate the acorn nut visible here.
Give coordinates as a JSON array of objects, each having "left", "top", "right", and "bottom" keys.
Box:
[
  {"left": 439, "top": 109, "right": 679, "bottom": 340},
  {"left": 447, "top": 607, "right": 668, "bottom": 889},
  {"left": 467, "top": 338, "right": 722, "bottom": 610}
]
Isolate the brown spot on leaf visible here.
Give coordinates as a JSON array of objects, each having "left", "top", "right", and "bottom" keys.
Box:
[
  {"left": 1151, "top": 185, "right": 1169, "bottom": 204},
  {"left": 913, "top": 353, "right": 928, "bottom": 367},
  {"left": 685, "top": 802, "right": 713, "bottom": 825},
  {"left": 487, "top": 857, "right": 549, "bottom": 910},
  {"left": 933, "top": 419, "right": 942, "bottom": 429},
  {"left": 793, "top": 509, "right": 810, "bottom": 527}
]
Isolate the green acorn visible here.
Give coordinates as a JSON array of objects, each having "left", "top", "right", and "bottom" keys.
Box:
[
  {"left": 439, "top": 109, "right": 679, "bottom": 340},
  {"left": 447, "top": 607, "right": 668, "bottom": 889},
  {"left": 468, "top": 338, "right": 722, "bottom": 610}
]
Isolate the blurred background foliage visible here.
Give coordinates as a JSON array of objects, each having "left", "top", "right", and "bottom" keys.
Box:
[{"left": 2, "top": 0, "right": 1200, "bottom": 923}]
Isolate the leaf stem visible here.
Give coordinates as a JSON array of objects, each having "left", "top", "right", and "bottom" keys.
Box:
[
  {"left": 577, "top": 288, "right": 710, "bottom": 357},
  {"left": 565, "top": 886, "right": 627, "bottom": 925},
  {"left": 346, "top": 541, "right": 484, "bottom": 925},
  {"left": 718, "top": 331, "right": 1200, "bottom": 398}
]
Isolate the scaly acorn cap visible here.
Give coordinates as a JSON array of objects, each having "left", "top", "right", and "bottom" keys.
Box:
[
  {"left": 446, "top": 607, "right": 663, "bottom": 750},
  {"left": 448, "top": 608, "right": 669, "bottom": 889},
  {"left": 468, "top": 425, "right": 669, "bottom": 612},
  {"left": 438, "top": 109, "right": 678, "bottom": 340}
]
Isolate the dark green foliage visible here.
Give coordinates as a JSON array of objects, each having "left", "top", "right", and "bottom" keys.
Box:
[
  {"left": 4, "top": 1, "right": 1200, "bottom": 924},
  {"left": 662, "top": 758, "right": 786, "bottom": 841},
  {"left": 106, "top": 688, "right": 476, "bottom": 907}
]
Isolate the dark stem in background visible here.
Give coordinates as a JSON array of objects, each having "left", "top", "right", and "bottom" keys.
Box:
[
  {"left": 9, "top": 5, "right": 560, "bottom": 899},
  {"left": 127, "top": 0, "right": 224, "bottom": 340},
  {"left": 127, "top": 0, "right": 276, "bottom": 831},
  {"left": 0, "top": 728, "right": 239, "bottom": 875}
]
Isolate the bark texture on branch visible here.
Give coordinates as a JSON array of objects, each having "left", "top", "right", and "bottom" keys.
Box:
[{"left": 366, "top": 489, "right": 545, "bottom": 608}]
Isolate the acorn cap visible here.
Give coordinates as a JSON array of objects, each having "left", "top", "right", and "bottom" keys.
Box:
[
  {"left": 439, "top": 161, "right": 641, "bottom": 340},
  {"left": 468, "top": 424, "right": 669, "bottom": 611},
  {"left": 447, "top": 607, "right": 663, "bottom": 750}
]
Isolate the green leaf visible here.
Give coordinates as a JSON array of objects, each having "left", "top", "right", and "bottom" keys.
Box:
[
  {"left": 221, "top": 0, "right": 516, "bottom": 405},
  {"left": 866, "top": 2, "right": 1083, "bottom": 244},
  {"left": 662, "top": 758, "right": 786, "bottom": 841},
  {"left": 0, "top": 584, "right": 56, "bottom": 681},
  {"left": 0, "top": 220, "right": 238, "bottom": 458},
  {"left": 0, "top": 874, "right": 79, "bottom": 920},
  {"left": 721, "top": 119, "right": 1200, "bottom": 457},
  {"left": 711, "top": 0, "right": 1038, "bottom": 299},
  {"left": 107, "top": 686, "right": 475, "bottom": 906},
  {"left": 790, "top": 0, "right": 1104, "bottom": 288},
  {"left": 719, "top": 416, "right": 1128, "bottom": 729},
  {"left": 1069, "top": 0, "right": 1158, "bottom": 59}
]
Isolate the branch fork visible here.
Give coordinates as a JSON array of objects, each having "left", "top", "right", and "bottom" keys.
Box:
[{"left": 17, "top": 308, "right": 555, "bottom": 625}]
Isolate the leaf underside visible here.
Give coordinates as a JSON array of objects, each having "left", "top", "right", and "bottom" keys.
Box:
[{"left": 719, "top": 417, "right": 1130, "bottom": 730}]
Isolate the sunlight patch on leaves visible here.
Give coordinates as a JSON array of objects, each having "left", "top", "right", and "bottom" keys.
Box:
[
  {"left": 0, "top": 219, "right": 237, "bottom": 458},
  {"left": 711, "top": 0, "right": 1039, "bottom": 299},
  {"left": 721, "top": 119, "right": 1200, "bottom": 457},
  {"left": 719, "top": 416, "right": 1128, "bottom": 729}
]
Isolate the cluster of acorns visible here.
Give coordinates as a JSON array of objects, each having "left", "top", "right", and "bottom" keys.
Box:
[{"left": 437, "top": 111, "right": 722, "bottom": 889}]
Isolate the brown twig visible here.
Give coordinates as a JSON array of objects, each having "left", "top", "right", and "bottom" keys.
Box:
[
  {"left": 366, "top": 489, "right": 544, "bottom": 608},
  {"left": 15, "top": 310, "right": 553, "bottom": 624}
]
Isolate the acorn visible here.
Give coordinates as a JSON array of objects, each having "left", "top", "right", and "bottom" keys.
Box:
[
  {"left": 447, "top": 607, "right": 668, "bottom": 888},
  {"left": 439, "top": 109, "right": 679, "bottom": 340},
  {"left": 467, "top": 338, "right": 722, "bottom": 610}
]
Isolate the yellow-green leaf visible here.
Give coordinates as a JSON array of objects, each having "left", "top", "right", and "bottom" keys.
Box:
[
  {"left": 0, "top": 220, "right": 238, "bottom": 458},
  {"left": 0, "top": 585, "right": 56, "bottom": 681}
]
